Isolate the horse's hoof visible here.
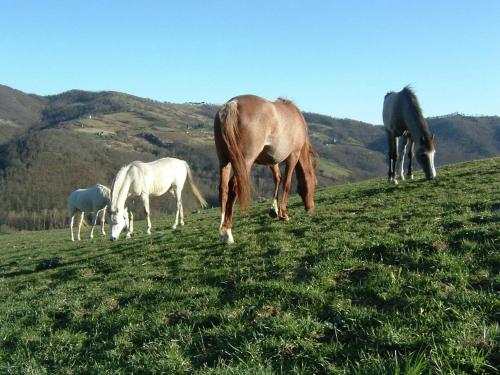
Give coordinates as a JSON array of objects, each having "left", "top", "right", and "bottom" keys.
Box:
[
  {"left": 399, "top": 175, "right": 405, "bottom": 181},
  {"left": 408, "top": 174, "right": 414, "bottom": 180},
  {"left": 172, "top": 225, "right": 177, "bottom": 230},
  {"left": 268, "top": 208, "right": 278, "bottom": 218},
  {"left": 125, "top": 233, "right": 131, "bottom": 239},
  {"left": 220, "top": 228, "right": 234, "bottom": 245},
  {"left": 392, "top": 179, "right": 398, "bottom": 185},
  {"left": 279, "top": 214, "right": 289, "bottom": 222}
]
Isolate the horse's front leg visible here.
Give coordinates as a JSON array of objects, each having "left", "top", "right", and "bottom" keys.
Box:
[
  {"left": 89, "top": 209, "right": 98, "bottom": 239},
  {"left": 100, "top": 207, "right": 106, "bottom": 236},
  {"left": 397, "top": 137, "right": 408, "bottom": 181},
  {"left": 269, "top": 164, "right": 281, "bottom": 218},
  {"left": 279, "top": 153, "right": 300, "bottom": 221},
  {"left": 125, "top": 208, "right": 134, "bottom": 239},
  {"left": 407, "top": 140, "right": 415, "bottom": 179}
]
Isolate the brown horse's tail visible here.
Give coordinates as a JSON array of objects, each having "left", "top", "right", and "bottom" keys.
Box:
[{"left": 218, "top": 100, "right": 252, "bottom": 207}]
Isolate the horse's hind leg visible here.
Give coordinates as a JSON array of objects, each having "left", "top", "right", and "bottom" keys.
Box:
[
  {"left": 141, "top": 194, "right": 152, "bottom": 235},
  {"left": 69, "top": 209, "right": 75, "bottom": 241},
  {"left": 269, "top": 164, "right": 281, "bottom": 218},
  {"left": 220, "top": 175, "right": 238, "bottom": 244},
  {"left": 171, "top": 185, "right": 185, "bottom": 229},
  {"left": 77, "top": 211, "right": 85, "bottom": 241},
  {"left": 387, "top": 135, "right": 399, "bottom": 184},
  {"left": 279, "top": 152, "right": 300, "bottom": 221},
  {"left": 218, "top": 162, "right": 233, "bottom": 243}
]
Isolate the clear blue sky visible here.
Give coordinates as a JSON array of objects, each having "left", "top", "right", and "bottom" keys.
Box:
[{"left": 1, "top": 0, "right": 499, "bottom": 124}]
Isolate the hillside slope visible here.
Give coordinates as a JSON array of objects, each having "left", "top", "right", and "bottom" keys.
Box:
[
  {"left": 0, "top": 158, "right": 498, "bottom": 373},
  {"left": 0, "top": 85, "right": 499, "bottom": 230}
]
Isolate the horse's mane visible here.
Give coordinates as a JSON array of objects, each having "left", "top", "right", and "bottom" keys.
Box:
[
  {"left": 306, "top": 142, "right": 318, "bottom": 170},
  {"left": 401, "top": 86, "right": 433, "bottom": 145},
  {"left": 276, "top": 97, "right": 304, "bottom": 119},
  {"left": 110, "top": 163, "right": 132, "bottom": 208},
  {"left": 276, "top": 97, "right": 293, "bottom": 105},
  {"left": 275, "top": 97, "right": 318, "bottom": 168}
]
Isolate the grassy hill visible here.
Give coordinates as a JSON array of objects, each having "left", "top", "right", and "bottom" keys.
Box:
[
  {"left": 0, "top": 85, "right": 499, "bottom": 231},
  {"left": 0, "top": 158, "right": 498, "bottom": 374}
]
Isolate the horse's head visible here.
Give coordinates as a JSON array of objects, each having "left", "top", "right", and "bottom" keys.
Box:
[
  {"left": 416, "top": 134, "right": 437, "bottom": 180},
  {"left": 109, "top": 207, "right": 128, "bottom": 240}
]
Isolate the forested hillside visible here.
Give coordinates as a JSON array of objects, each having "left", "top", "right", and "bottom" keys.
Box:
[{"left": 0, "top": 85, "right": 499, "bottom": 230}]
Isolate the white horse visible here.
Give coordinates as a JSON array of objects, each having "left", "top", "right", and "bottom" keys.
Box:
[
  {"left": 383, "top": 86, "right": 436, "bottom": 184},
  {"left": 68, "top": 184, "right": 111, "bottom": 241},
  {"left": 109, "top": 157, "right": 208, "bottom": 240}
]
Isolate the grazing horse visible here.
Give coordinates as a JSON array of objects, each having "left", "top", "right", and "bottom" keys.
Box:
[
  {"left": 109, "top": 157, "right": 208, "bottom": 240},
  {"left": 68, "top": 184, "right": 110, "bottom": 241},
  {"left": 214, "top": 95, "right": 317, "bottom": 244},
  {"left": 383, "top": 86, "right": 436, "bottom": 184}
]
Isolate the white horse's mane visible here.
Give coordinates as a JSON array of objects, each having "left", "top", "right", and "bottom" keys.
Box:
[{"left": 111, "top": 163, "right": 132, "bottom": 210}]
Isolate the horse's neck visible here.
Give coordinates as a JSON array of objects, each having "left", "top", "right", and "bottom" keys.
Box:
[
  {"left": 113, "top": 176, "right": 131, "bottom": 210},
  {"left": 406, "top": 116, "right": 429, "bottom": 142}
]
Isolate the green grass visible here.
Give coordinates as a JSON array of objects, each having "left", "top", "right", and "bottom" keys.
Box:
[{"left": 1, "top": 158, "right": 499, "bottom": 374}]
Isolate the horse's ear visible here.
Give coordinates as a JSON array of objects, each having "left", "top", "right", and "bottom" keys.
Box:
[{"left": 431, "top": 132, "right": 435, "bottom": 141}]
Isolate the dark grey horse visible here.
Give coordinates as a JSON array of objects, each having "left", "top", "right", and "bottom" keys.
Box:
[{"left": 383, "top": 86, "right": 436, "bottom": 184}]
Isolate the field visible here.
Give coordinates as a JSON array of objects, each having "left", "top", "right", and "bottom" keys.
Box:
[{"left": 0, "top": 158, "right": 499, "bottom": 374}]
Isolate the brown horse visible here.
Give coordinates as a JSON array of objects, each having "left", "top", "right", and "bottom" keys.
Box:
[{"left": 214, "top": 95, "right": 317, "bottom": 244}]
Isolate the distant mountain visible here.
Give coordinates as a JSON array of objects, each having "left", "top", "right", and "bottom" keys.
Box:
[
  {"left": 0, "top": 85, "right": 499, "bottom": 230},
  {"left": 0, "top": 85, "right": 46, "bottom": 141}
]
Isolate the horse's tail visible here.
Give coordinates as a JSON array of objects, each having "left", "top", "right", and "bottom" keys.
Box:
[
  {"left": 185, "top": 162, "right": 208, "bottom": 208},
  {"left": 218, "top": 100, "right": 252, "bottom": 208}
]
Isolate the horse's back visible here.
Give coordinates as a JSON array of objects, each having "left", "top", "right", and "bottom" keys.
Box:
[
  {"left": 383, "top": 92, "right": 398, "bottom": 129},
  {"left": 383, "top": 91, "right": 407, "bottom": 136},
  {"left": 134, "top": 157, "right": 188, "bottom": 196},
  {"left": 233, "top": 95, "right": 304, "bottom": 129},
  {"left": 217, "top": 95, "right": 308, "bottom": 165},
  {"left": 69, "top": 184, "right": 110, "bottom": 211}
]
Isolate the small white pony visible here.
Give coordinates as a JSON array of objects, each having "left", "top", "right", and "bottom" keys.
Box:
[
  {"left": 109, "top": 157, "right": 208, "bottom": 240},
  {"left": 68, "top": 184, "right": 111, "bottom": 241}
]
